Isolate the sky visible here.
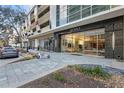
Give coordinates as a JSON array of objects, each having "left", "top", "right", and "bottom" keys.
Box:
[
  {"left": 20, "top": 5, "right": 33, "bottom": 13},
  {"left": 0, "top": 5, "right": 32, "bottom": 14}
]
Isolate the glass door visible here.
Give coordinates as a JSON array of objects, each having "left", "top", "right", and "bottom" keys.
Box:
[
  {"left": 61, "top": 28, "right": 105, "bottom": 56},
  {"left": 84, "top": 28, "right": 105, "bottom": 56},
  {"left": 84, "top": 34, "right": 97, "bottom": 55}
]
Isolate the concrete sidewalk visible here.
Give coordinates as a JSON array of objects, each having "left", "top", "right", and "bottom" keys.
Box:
[
  {"left": 0, "top": 54, "right": 24, "bottom": 68},
  {"left": 0, "top": 51, "right": 124, "bottom": 88},
  {"left": 28, "top": 49, "right": 124, "bottom": 70}
]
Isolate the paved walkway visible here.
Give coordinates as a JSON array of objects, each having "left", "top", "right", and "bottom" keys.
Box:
[
  {"left": 0, "top": 51, "right": 124, "bottom": 88},
  {"left": 0, "top": 53, "right": 23, "bottom": 67}
]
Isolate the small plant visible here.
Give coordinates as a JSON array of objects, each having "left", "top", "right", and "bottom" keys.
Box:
[
  {"left": 53, "top": 71, "right": 66, "bottom": 82},
  {"left": 42, "top": 78, "right": 49, "bottom": 86},
  {"left": 74, "top": 65, "right": 111, "bottom": 79}
]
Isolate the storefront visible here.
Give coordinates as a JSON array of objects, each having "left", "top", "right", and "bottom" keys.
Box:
[
  {"left": 54, "top": 16, "right": 124, "bottom": 60},
  {"left": 28, "top": 33, "right": 54, "bottom": 51},
  {"left": 29, "top": 39, "right": 35, "bottom": 49},
  {"left": 61, "top": 28, "right": 105, "bottom": 56},
  {"left": 38, "top": 33, "right": 54, "bottom": 51}
]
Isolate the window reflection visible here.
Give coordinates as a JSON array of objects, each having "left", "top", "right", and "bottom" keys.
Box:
[{"left": 61, "top": 29, "right": 105, "bottom": 56}]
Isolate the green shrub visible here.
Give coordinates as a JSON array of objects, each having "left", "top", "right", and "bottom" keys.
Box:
[
  {"left": 53, "top": 72, "right": 66, "bottom": 82},
  {"left": 74, "top": 65, "right": 111, "bottom": 79}
]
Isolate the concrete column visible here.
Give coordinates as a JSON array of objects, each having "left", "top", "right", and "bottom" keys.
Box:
[
  {"left": 113, "top": 17, "right": 123, "bottom": 60},
  {"left": 54, "top": 34, "right": 61, "bottom": 52},
  {"left": 35, "top": 39, "right": 38, "bottom": 50}
]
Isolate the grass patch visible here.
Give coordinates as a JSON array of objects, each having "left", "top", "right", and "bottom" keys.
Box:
[
  {"left": 53, "top": 71, "right": 66, "bottom": 82},
  {"left": 72, "top": 65, "right": 111, "bottom": 79}
]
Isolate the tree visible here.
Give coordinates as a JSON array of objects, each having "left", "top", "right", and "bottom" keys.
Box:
[{"left": 0, "top": 5, "right": 26, "bottom": 46}]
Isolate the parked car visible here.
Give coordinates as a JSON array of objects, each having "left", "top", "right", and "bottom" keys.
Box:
[{"left": 0, "top": 47, "right": 19, "bottom": 58}]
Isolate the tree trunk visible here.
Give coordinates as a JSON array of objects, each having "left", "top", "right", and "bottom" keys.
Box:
[{"left": 13, "top": 26, "right": 23, "bottom": 48}]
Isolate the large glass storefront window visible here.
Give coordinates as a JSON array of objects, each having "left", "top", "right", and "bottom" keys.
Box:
[
  {"left": 84, "top": 34, "right": 97, "bottom": 55},
  {"left": 61, "top": 34, "right": 73, "bottom": 52},
  {"left": 61, "top": 28, "right": 105, "bottom": 56},
  {"left": 98, "top": 34, "right": 105, "bottom": 56},
  {"left": 61, "top": 33, "right": 84, "bottom": 52}
]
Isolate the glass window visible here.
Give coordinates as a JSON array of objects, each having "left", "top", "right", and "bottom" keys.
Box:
[
  {"left": 98, "top": 34, "right": 105, "bottom": 56},
  {"left": 56, "top": 5, "right": 60, "bottom": 26},
  {"left": 82, "top": 7, "right": 91, "bottom": 18},
  {"left": 68, "top": 11, "right": 81, "bottom": 22},
  {"left": 59, "top": 6, "right": 67, "bottom": 25},
  {"left": 82, "top": 5, "right": 91, "bottom": 9},
  {"left": 68, "top": 5, "right": 81, "bottom": 14},
  {"left": 92, "top": 5, "right": 110, "bottom": 15},
  {"left": 67, "top": 5, "right": 81, "bottom": 22},
  {"left": 84, "top": 34, "right": 97, "bottom": 55},
  {"left": 61, "top": 29, "right": 105, "bottom": 56}
]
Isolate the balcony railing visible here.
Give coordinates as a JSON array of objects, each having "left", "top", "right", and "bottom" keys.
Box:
[
  {"left": 38, "top": 12, "right": 50, "bottom": 25},
  {"left": 28, "top": 25, "right": 50, "bottom": 38},
  {"left": 37, "top": 5, "right": 49, "bottom": 15},
  {"left": 30, "top": 14, "right": 35, "bottom": 20}
]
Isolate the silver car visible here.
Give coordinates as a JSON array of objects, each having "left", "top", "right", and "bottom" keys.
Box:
[{"left": 0, "top": 47, "right": 19, "bottom": 58}]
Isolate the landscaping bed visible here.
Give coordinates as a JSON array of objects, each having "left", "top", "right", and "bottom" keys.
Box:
[
  {"left": 19, "top": 64, "right": 124, "bottom": 88},
  {"left": 9, "top": 53, "right": 36, "bottom": 64}
]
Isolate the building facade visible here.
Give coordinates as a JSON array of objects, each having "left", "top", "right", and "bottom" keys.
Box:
[
  {"left": 22, "top": 5, "right": 54, "bottom": 51},
  {"left": 50, "top": 5, "right": 124, "bottom": 60},
  {"left": 23, "top": 5, "right": 124, "bottom": 60}
]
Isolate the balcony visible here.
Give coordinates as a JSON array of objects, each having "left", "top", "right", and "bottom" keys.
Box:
[
  {"left": 41, "top": 25, "right": 50, "bottom": 33},
  {"left": 37, "top": 5, "right": 49, "bottom": 15},
  {"left": 30, "top": 14, "right": 35, "bottom": 21},
  {"left": 30, "top": 22, "right": 36, "bottom": 29},
  {"left": 38, "top": 12, "right": 50, "bottom": 25},
  {"left": 28, "top": 25, "right": 50, "bottom": 38}
]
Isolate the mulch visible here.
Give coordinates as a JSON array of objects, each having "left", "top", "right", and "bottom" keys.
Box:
[{"left": 19, "top": 67, "right": 105, "bottom": 88}]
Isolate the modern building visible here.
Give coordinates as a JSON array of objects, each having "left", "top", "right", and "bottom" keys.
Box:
[
  {"left": 50, "top": 5, "right": 124, "bottom": 60},
  {"left": 23, "top": 5, "right": 124, "bottom": 60},
  {"left": 22, "top": 5, "right": 54, "bottom": 51}
]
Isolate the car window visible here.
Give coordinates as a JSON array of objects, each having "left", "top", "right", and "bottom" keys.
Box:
[{"left": 4, "top": 47, "right": 16, "bottom": 51}]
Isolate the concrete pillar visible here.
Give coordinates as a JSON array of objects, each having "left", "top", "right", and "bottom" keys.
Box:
[
  {"left": 35, "top": 39, "right": 38, "bottom": 50},
  {"left": 54, "top": 34, "right": 61, "bottom": 52}
]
